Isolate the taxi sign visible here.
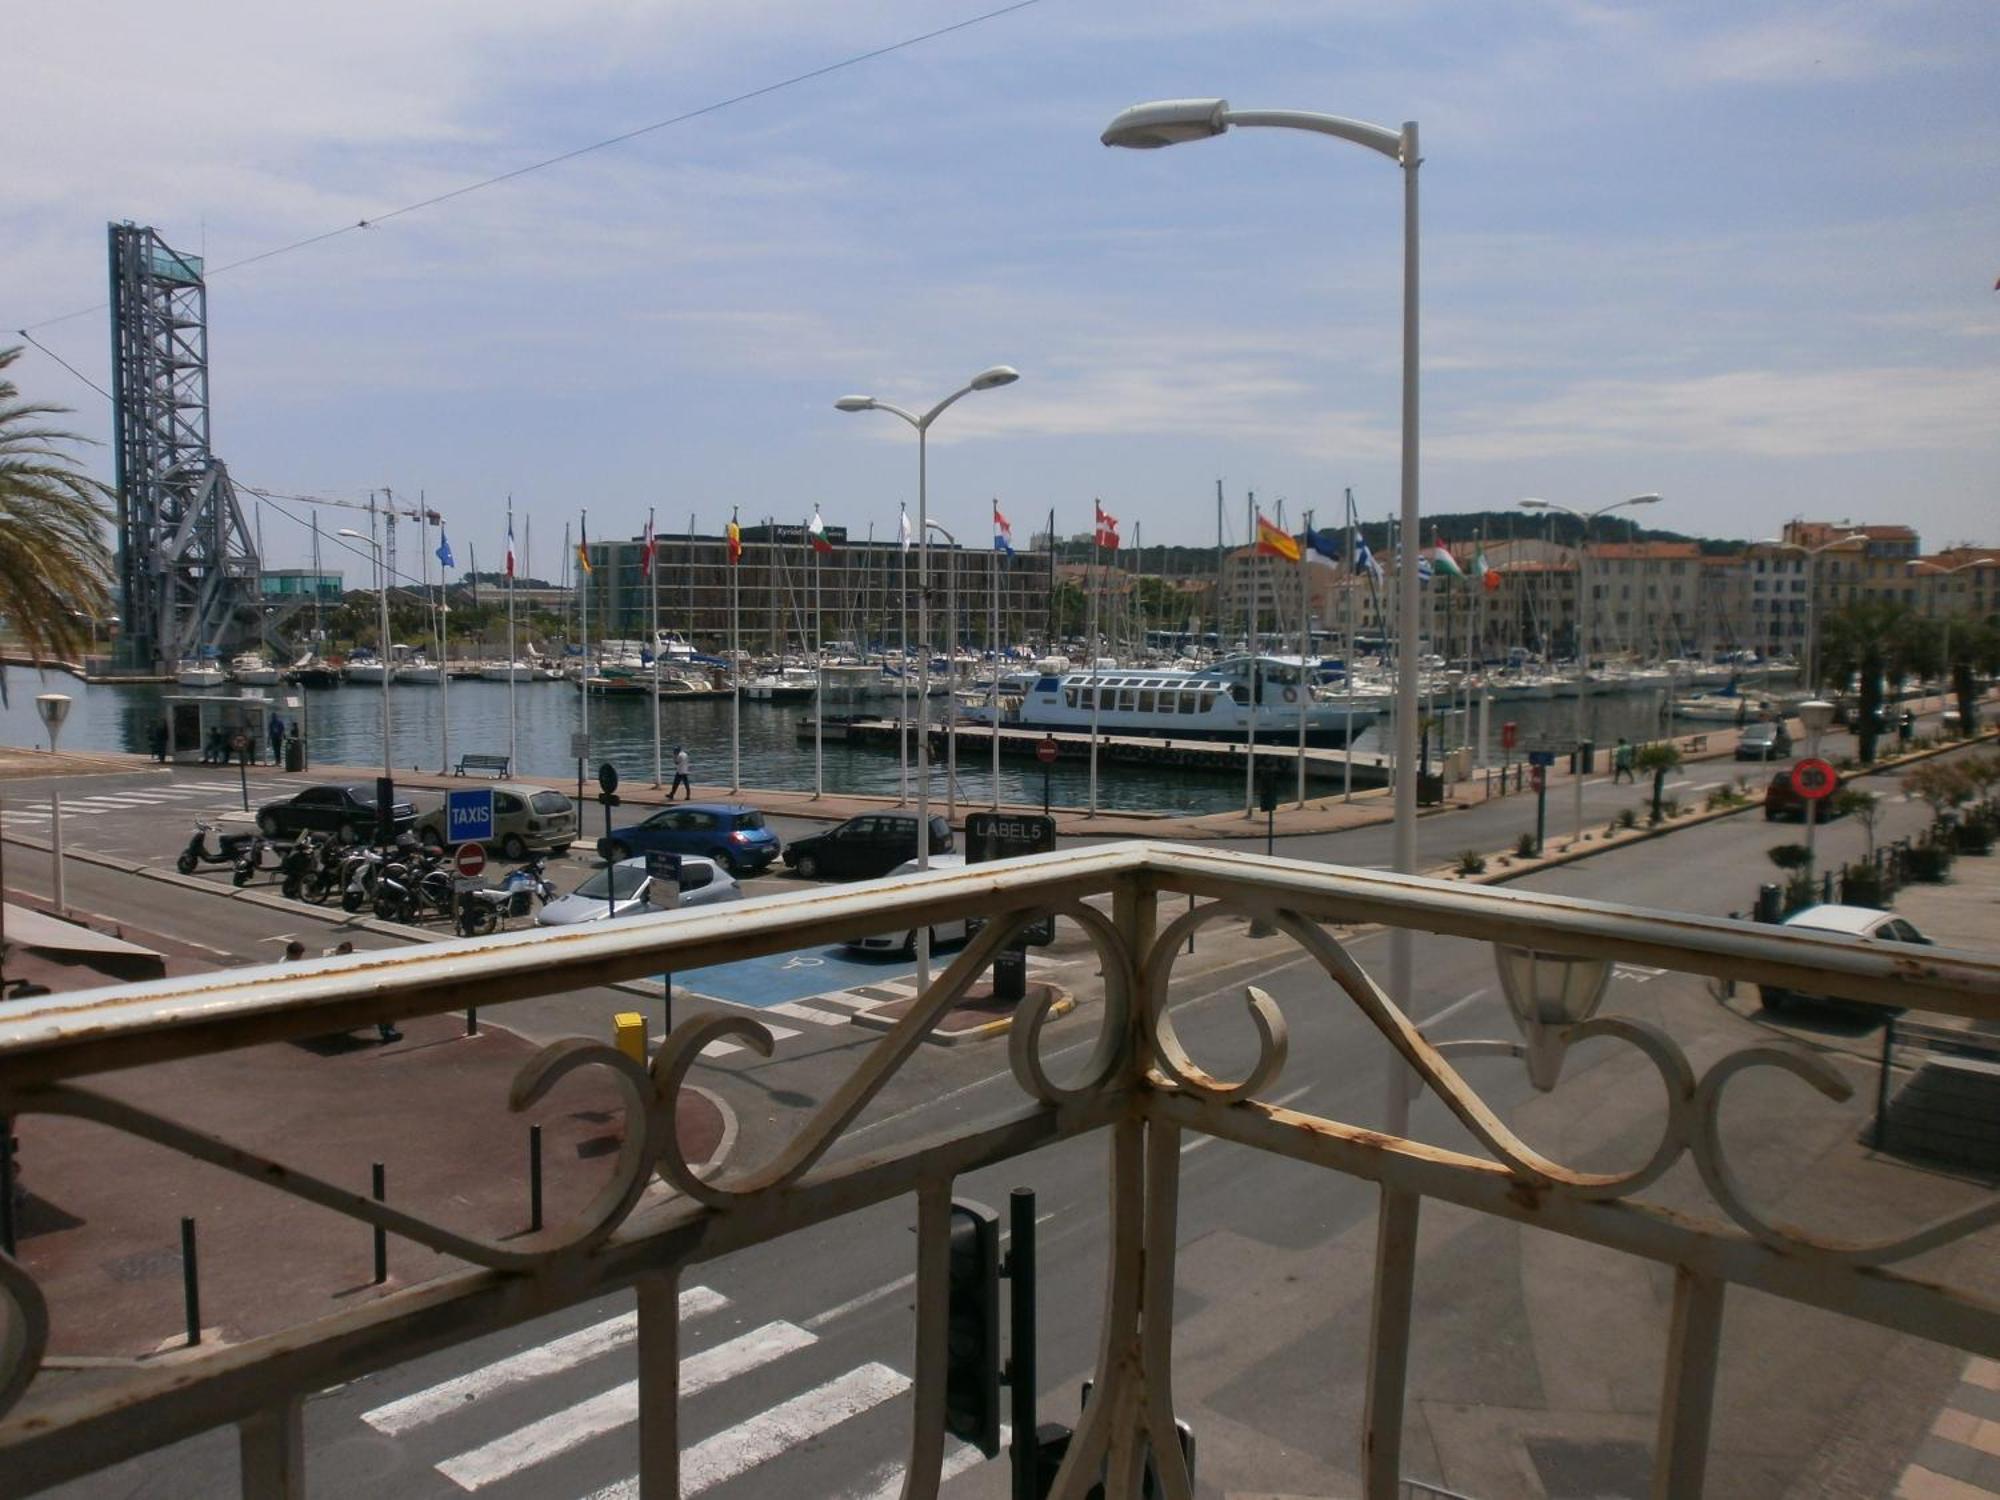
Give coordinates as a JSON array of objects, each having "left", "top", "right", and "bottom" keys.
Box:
[
  {"left": 447, "top": 787, "right": 495, "bottom": 844},
  {"left": 1791, "top": 757, "right": 1838, "bottom": 801}
]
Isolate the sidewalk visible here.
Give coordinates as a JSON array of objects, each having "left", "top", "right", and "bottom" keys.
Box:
[{"left": 5, "top": 898, "right": 724, "bottom": 1363}]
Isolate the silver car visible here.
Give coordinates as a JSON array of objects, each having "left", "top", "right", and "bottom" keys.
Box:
[
  {"left": 842, "top": 855, "right": 972, "bottom": 955},
  {"left": 535, "top": 854, "right": 739, "bottom": 926}
]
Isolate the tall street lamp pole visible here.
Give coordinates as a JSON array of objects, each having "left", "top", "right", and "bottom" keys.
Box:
[
  {"left": 926, "top": 520, "right": 962, "bottom": 819},
  {"left": 1756, "top": 532, "right": 1864, "bottom": 694},
  {"left": 1101, "top": 97, "right": 1423, "bottom": 1138},
  {"left": 336, "top": 527, "right": 393, "bottom": 779},
  {"left": 1909, "top": 557, "right": 1996, "bottom": 721},
  {"left": 836, "top": 366, "right": 1020, "bottom": 996},
  {"left": 1519, "top": 495, "right": 1661, "bottom": 847}
]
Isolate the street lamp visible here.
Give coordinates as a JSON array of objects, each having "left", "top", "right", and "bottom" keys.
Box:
[
  {"left": 1519, "top": 495, "right": 1661, "bottom": 847},
  {"left": 1798, "top": 698, "right": 1835, "bottom": 889},
  {"left": 1754, "top": 531, "right": 1865, "bottom": 694},
  {"left": 336, "top": 528, "right": 394, "bottom": 779},
  {"left": 1488, "top": 945, "right": 1615, "bottom": 1091},
  {"left": 836, "top": 364, "right": 1019, "bottom": 995},
  {"left": 34, "top": 694, "right": 71, "bottom": 914},
  {"left": 1102, "top": 97, "right": 1424, "bottom": 1135},
  {"left": 1909, "top": 557, "right": 1997, "bottom": 726},
  {"left": 926, "top": 519, "right": 962, "bottom": 819}
]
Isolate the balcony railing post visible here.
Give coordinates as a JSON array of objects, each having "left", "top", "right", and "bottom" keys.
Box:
[
  {"left": 1362, "top": 1188, "right": 1421, "bottom": 1500},
  {"left": 237, "top": 1397, "right": 304, "bottom": 1499},
  {"left": 635, "top": 1275, "right": 680, "bottom": 1499},
  {"left": 1653, "top": 1269, "right": 1725, "bottom": 1498}
]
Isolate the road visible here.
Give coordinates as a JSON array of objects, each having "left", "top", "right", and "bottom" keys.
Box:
[{"left": 6, "top": 734, "right": 1986, "bottom": 1499}]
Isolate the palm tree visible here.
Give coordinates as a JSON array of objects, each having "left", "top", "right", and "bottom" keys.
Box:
[
  {"left": 1635, "top": 740, "right": 1682, "bottom": 825},
  {"left": 1815, "top": 600, "right": 1935, "bottom": 763},
  {"left": 0, "top": 346, "right": 114, "bottom": 693}
]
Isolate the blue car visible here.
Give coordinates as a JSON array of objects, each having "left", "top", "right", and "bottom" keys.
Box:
[{"left": 596, "top": 801, "right": 781, "bottom": 876}]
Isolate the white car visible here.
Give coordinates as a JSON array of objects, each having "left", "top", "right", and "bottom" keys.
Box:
[
  {"left": 842, "top": 855, "right": 972, "bottom": 955},
  {"left": 1760, "top": 903, "right": 1930, "bottom": 1015},
  {"left": 536, "top": 854, "right": 739, "bottom": 926}
]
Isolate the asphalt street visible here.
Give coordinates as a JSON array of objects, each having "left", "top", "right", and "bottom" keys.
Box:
[{"left": 5, "top": 734, "right": 1985, "bottom": 1499}]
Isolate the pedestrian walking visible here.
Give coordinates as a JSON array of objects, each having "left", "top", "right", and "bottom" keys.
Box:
[
  {"left": 268, "top": 715, "right": 285, "bottom": 762},
  {"left": 1612, "top": 737, "right": 1635, "bottom": 783},
  {"left": 150, "top": 722, "right": 169, "bottom": 763},
  {"left": 670, "top": 745, "right": 692, "bottom": 801}
]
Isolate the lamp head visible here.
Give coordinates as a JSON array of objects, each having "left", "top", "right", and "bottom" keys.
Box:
[
  {"left": 336, "top": 528, "right": 367, "bottom": 542},
  {"left": 1517, "top": 499, "right": 1551, "bottom": 512},
  {"left": 1101, "top": 98, "right": 1230, "bottom": 149},
  {"left": 834, "top": 396, "right": 875, "bottom": 413},
  {"left": 1492, "top": 945, "right": 1614, "bottom": 1092},
  {"left": 1798, "top": 698, "right": 1836, "bottom": 737},
  {"left": 968, "top": 365, "right": 1020, "bottom": 392},
  {"left": 1625, "top": 493, "right": 1662, "bottom": 506}
]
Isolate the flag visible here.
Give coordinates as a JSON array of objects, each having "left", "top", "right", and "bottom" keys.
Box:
[
  {"left": 726, "top": 518, "right": 742, "bottom": 565},
  {"left": 505, "top": 517, "right": 516, "bottom": 579},
  {"left": 641, "top": 513, "right": 656, "bottom": 578},
  {"left": 808, "top": 509, "right": 834, "bottom": 554},
  {"left": 1302, "top": 526, "right": 1341, "bottom": 569},
  {"left": 1255, "top": 513, "right": 1301, "bottom": 562},
  {"left": 1432, "top": 543, "right": 1466, "bottom": 583},
  {"left": 1353, "top": 535, "right": 1383, "bottom": 583},
  {"left": 1094, "top": 501, "right": 1119, "bottom": 550},
  {"left": 434, "top": 532, "right": 454, "bottom": 570},
  {"left": 577, "top": 518, "right": 593, "bottom": 575},
  {"left": 1476, "top": 548, "right": 1501, "bottom": 592},
  {"left": 1413, "top": 551, "right": 1433, "bottom": 583},
  {"left": 993, "top": 503, "right": 1015, "bottom": 556},
  {"left": 898, "top": 506, "right": 912, "bottom": 553}
]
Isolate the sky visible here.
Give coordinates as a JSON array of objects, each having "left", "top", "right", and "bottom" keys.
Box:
[{"left": 8, "top": 0, "right": 1998, "bottom": 582}]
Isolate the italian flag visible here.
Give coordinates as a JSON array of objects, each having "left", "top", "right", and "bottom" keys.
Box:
[
  {"left": 1476, "top": 549, "right": 1501, "bottom": 592},
  {"left": 808, "top": 509, "right": 834, "bottom": 554}
]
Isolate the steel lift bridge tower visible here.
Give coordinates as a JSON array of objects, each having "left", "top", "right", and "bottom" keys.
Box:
[{"left": 108, "top": 222, "right": 262, "bottom": 673}]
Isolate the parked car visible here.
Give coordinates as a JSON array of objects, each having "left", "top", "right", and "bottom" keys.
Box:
[
  {"left": 842, "top": 855, "right": 971, "bottom": 955},
  {"left": 412, "top": 783, "right": 576, "bottom": 859},
  {"left": 781, "top": 813, "right": 955, "bottom": 881},
  {"left": 596, "top": 801, "right": 780, "bottom": 875},
  {"left": 256, "top": 783, "right": 416, "bottom": 841},
  {"left": 1764, "top": 769, "right": 1846, "bottom": 822},
  {"left": 1759, "top": 904, "right": 1929, "bottom": 1015},
  {"left": 535, "top": 854, "right": 740, "bottom": 926},
  {"left": 1735, "top": 722, "right": 1793, "bottom": 761}
]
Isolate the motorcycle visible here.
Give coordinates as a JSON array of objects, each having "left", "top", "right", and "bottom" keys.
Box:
[
  {"left": 230, "top": 836, "right": 272, "bottom": 888},
  {"left": 338, "top": 844, "right": 388, "bottom": 913},
  {"left": 176, "top": 821, "right": 250, "bottom": 876},
  {"left": 454, "top": 856, "right": 556, "bottom": 936},
  {"left": 279, "top": 833, "right": 337, "bottom": 903},
  {"left": 374, "top": 843, "right": 452, "bottom": 925}
]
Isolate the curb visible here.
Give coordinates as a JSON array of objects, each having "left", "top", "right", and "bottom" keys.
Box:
[{"left": 850, "top": 985, "right": 1075, "bottom": 1047}]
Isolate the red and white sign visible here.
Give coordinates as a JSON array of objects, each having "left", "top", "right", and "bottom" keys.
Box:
[
  {"left": 1529, "top": 765, "right": 1546, "bottom": 792},
  {"left": 1500, "top": 721, "right": 1519, "bottom": 752},
  {"left": 1791, "top": 757, "right": 1838, "bottom": 801},
  {"left": 454, "top": 842, "right": 488, "bottom": 878},
  {"left": 1036, "top": 737, "right": 1060, "bottom": 765}
]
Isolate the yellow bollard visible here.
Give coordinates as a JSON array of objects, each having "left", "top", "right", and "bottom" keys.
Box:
[{"left": 614, "top": 1012, "right": 647, "bottom": 1064}]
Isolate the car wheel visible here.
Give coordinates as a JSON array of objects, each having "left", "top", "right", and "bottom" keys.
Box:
[
  {"left": 176, "top": 851, "right": 198, "bottom": 875},
  {"left": 341, "top": 888, "right": 366, "bottom": 913},
  {"left": 796, "top": 853, "right": 820, "bottom": 879},
  {"left": 716, "top": 849, "right": 742, "bottom": 876},
  {"left": 501, "top": 834, "right": 529, "bottom": 861},
  {"left": 605, "top": 840, "right": 630, "bottom": 862},
  {"left": 232, "top": 862, "right": 255, "bottom": 888}
]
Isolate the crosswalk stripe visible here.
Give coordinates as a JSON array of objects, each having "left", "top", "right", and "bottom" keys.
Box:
[
  {"left": 766, "top": 1001, "right": 857, "bottom": 1027},
  {"left": 437, "top": 1320, "right": 817, "bottom": 1491},
  {"left": 839, "top": 1424, "right": 1009, "bottom": 1500},
  {"left": 362, "top": 1286, "right": 726, "bottom": 1436},
  {"left": 805, "top": 990, "right": 884, "bottom": 1012},
  {"left": 583, "top": 1363, "right": 914, "bottom": 1500}
]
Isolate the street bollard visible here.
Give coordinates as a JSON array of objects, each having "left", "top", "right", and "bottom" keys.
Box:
[
  {"left": 0, "top": 1116, "right": 16, "bottom": 1257},
  {"left": 529, "top": 1124, "right": 544, "bottom": 1233},
  {"left": 372, "top": 1162, "right": 387, "bottom": 1285},
  {"left": 1873, "top": 1018, "right": 1897, "bottom": 1151},
  {"left": 614, "top": 1012, "right": 646, "bottom": 1064},
  {"left": 466, "top": 1008, "right": 479, "bottom": 1036},
  {"left": 181, "top": 1216, "right": 201, "bottom": 1346}
]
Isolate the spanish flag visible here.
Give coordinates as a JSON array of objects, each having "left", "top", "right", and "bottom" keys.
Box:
[
  {"left": 1255, "top": 513, "right": 1301, "bottom": 563},
  {"left": 726, "top": 518, "right": 742, "bottom": 565},
  {"left": 577, "top": 517, "right": 593, "bottom": 575}
]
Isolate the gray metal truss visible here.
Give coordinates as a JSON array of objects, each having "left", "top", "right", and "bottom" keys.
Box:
[{"left": 108, "top": 222, "right": 262, "bottom": 672}]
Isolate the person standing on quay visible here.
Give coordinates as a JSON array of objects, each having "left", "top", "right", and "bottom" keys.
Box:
[{"left": 670, "top": 745, "right": 692, "bottom": 801}]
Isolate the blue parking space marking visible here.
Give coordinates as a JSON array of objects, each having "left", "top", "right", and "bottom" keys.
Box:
[{"left": 678, "top": 945, "right": 918, "bottom": 1009}]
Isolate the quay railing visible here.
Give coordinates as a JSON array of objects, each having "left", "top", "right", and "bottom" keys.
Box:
[{"left": 1, "top": 841, "right": 1997, "bottom": 1498}]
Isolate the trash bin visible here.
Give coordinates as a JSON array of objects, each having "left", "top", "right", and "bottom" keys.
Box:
[
  {"left": 1755, "top": 883, "right": 1783, "bottom": 924},
  {"left": 1417, "top": 772, "right": 1445, "bottom": 806},
  {"left": 1570, "top": 739, "right": 1596, "bottom": 775},
  {"left": 284, "top": 738, "right": 304, "bottom": 772},
  {"left": 993, "top": 946, "right": 1028, "bottom": 1002}
]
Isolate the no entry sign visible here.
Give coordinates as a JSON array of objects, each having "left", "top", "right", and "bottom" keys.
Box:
[
  {"left": 1791, "top": 757, "right": 1837, "bottom": 801},
  {"left": 454, "top": 842, "right": 488, "bottom": 879},
  {"left": 1036, "top": 737, "right": 1060, "bottom": 764}
]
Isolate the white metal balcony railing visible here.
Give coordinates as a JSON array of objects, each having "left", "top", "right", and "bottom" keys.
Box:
[{"left": 1, "top": 841, "right": 1997, "bottom": 1499}]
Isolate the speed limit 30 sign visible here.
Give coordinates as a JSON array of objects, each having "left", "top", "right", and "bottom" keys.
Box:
[{"left": 1791, "top": 757, "right": 1838, "bottom": 801}]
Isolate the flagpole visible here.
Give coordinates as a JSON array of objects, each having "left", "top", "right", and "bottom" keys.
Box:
[
  {"left": 990, "top": 505, "right": 1001, "bottom": 810},
  {"left": 1344, "top": 489, "right": 1356, "bottom": 802},
  {"left": 578, "top": 510, "right": 590, "bottom": 802},
  {"left": 813, "top": 522, "right": 823, "bottom": 800},
  {"left": 898, "top": 513, "right": 910, "bottom": 804},
  {"left": 1297, "top": 508, "right": 1310, "bottom": 807},
  {"left": 1244, "top": 489, "right": 1257, "bottom": 819},
  {"left": 649, "top": 506, "right": 661, "bottom": 787},
  {"left": 730, "top": 511, "right": 741, "bottom": 793},
  {"left": 1087, "top": 505, "right": 1101, "bottom": 817},
  {"left": 506, "top": 499, "right": 517, "bottom": 777}
]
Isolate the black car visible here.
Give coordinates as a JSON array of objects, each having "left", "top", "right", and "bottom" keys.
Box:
[
  {"left": 256, "top": 783, "right": 417, "bottom": 841},
  {"left": 781, "top": 813, "right": 954, "bottom": 881}
]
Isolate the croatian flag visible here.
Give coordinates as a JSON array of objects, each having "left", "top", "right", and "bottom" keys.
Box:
[{"left": 993, "top": 503, "right": 1015, "bottom": 556}]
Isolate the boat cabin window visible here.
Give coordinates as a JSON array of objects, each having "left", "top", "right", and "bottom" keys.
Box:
[
  {"left": 1064, "top": 688, "right": 1079, "bottom": 709},
  {"left": 1119, "top": 688, "right": 1138, "bottom": 711},
  {"left": 1137, "top": 690, "right": 1156, "bottom": 713},
  {"left": 1229, "top": 683, "right": 1250, "bottom": 706}
]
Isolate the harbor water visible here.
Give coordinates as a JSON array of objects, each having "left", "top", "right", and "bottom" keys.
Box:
[{"left": 0, "top": 666, "right": 1713, "bottom": 816}]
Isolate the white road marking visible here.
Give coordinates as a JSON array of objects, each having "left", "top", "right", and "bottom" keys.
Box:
[
  {"left": 802, "top": 1272, "right": 917, "bottom": 1331},
  {"left": 436, "top": 1319, "right": 815, "bottom": 1490},
  {"left": 839, "top": 1424, "right": 1010, "bottom": 1500},
  {"left": 678, "top": 1363, "right": 911, "bottom": 1496},
  {"left": 362, "top": 1287, "right": 726, "bottom": 1435},
  {"left": 1418, "top": 987, "right": 1491, "bottom": 1030},
  {"left": 767, "top": 1000, "right": 858, "bottom": 1027}
]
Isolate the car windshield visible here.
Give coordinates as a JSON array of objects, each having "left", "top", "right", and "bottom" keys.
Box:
[
  {"left": 574, "top": 865, "right": 649, "bottom": 901},
  {"left": 731, "top": 812, "right": 766, "bottom": 831},
  {"left": 530, "top": 792, "right": 569, "bottom": 814}
]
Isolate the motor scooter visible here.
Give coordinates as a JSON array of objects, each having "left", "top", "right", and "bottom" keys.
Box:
[{"left": 176, "top": 821, "right": 250, "bottom": 875}]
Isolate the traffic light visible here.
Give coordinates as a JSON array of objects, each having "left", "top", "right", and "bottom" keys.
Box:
[{"left": 946, "top": 1199, "right": 1002, "bottom": 1456}]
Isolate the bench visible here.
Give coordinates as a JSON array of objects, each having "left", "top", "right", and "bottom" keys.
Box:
[
  {"left": 454, "top": 753, "right": 511, "bottom": 778},
  {"left": 1685, "top": 734, "right": 1709, "bottom": 753}
]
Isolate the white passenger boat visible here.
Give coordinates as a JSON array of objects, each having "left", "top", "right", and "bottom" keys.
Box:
[
  {"left": 229, "top": 653, "right": 281, "bottom": 685},
  {"left": 1011, "top": 655, "right": 1385, "bottom": 747},
  {"left": 343, "top": 659, "right": 392, "bottom": 684},
  {"left": 396, "top": 657, "right": 444, "bottom": 685},
  {"left": 176, "top": 660, "right": 226, "bottom": 688},
  {"left": 480, "top": 660, "right": 531, "bottom": 683}
]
